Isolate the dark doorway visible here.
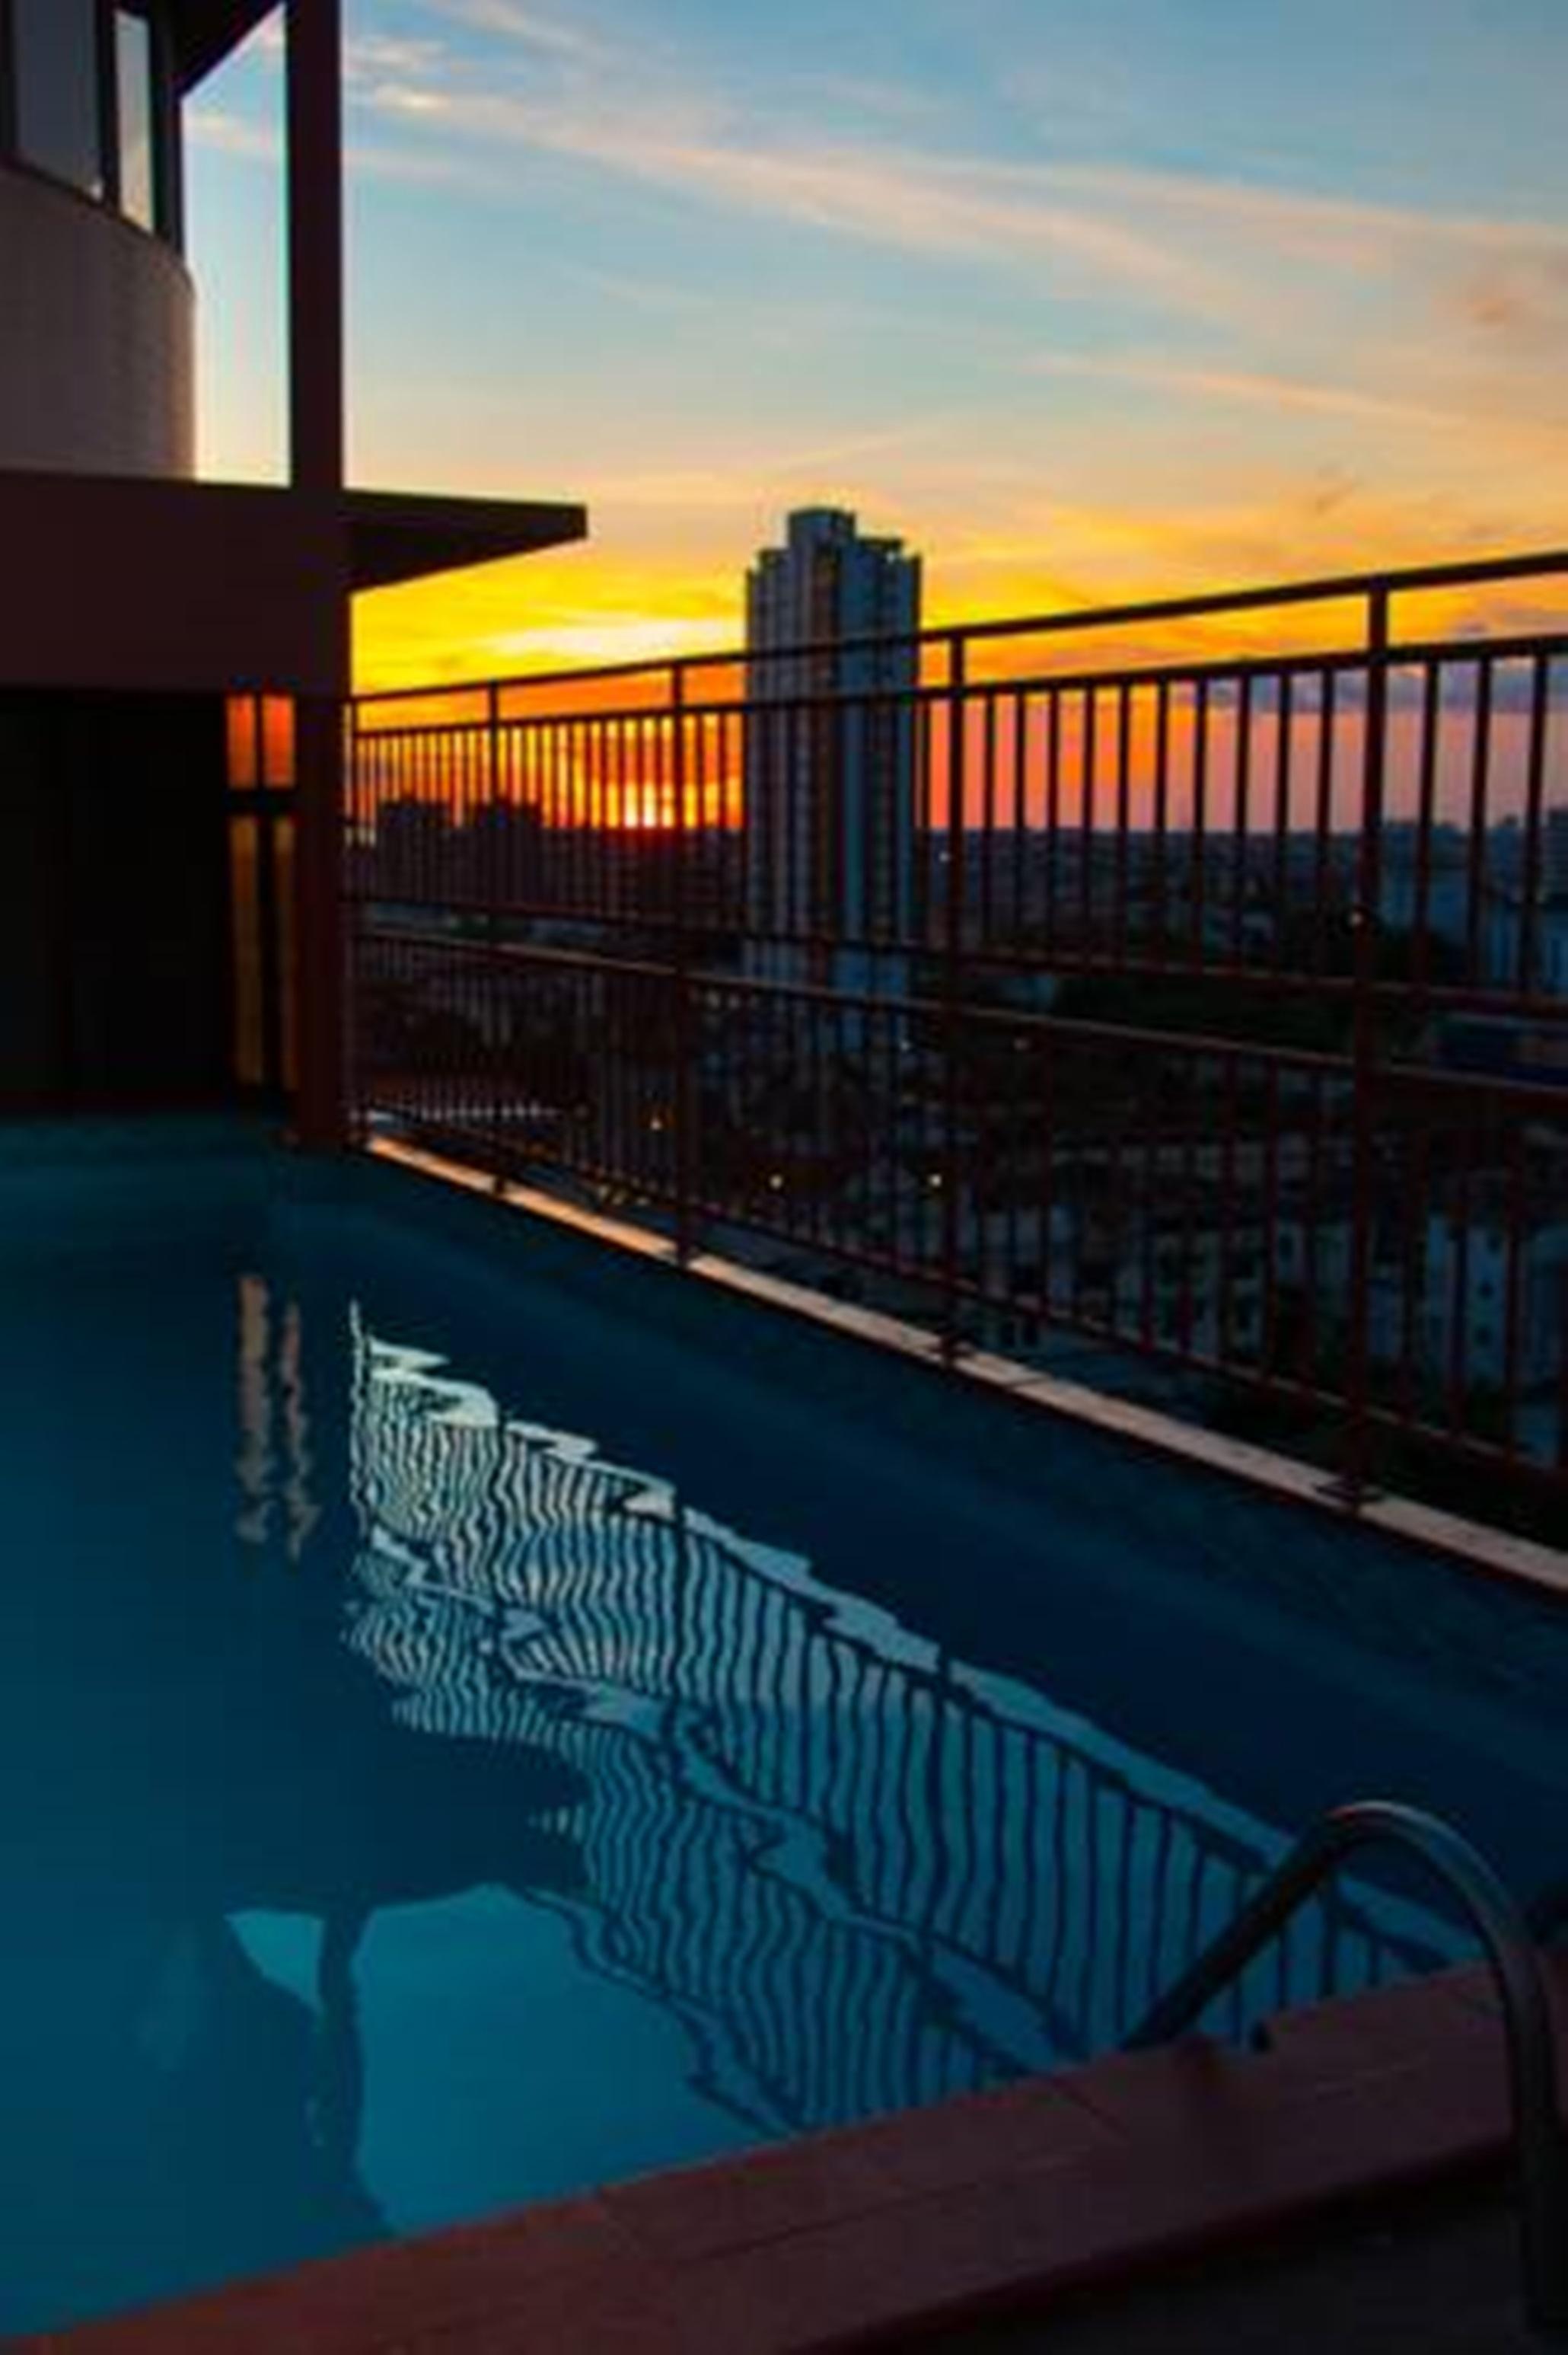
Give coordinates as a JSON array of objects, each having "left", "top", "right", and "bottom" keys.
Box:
[{"left": 0, "top": 691, "right": 231, "bottom": 1109}]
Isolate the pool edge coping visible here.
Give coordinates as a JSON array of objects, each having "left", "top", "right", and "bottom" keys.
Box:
[
  {"left": 27, "top": 1955, "right": 1550, "bottom": 2355},
  {"left": 360, "top": 1138, "right": 1568, "bottom": 1609}
]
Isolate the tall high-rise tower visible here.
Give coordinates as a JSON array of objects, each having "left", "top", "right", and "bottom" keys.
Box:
[{"left": 744, "top": 509, "right": 920, "bottom": 1002}]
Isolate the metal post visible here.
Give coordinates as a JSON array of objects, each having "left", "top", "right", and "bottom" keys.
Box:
[
  {"left": 1338, "top": 583, "right": 1389, "bottom": 1503},
  {"left": 295, "top": 696, "right": 347, "bottom": 1147},
  {"left": 285, "top": 0, "right": 347, "bottom": 1150},
  {"left": 672, "top": 665, "right": 696, "bottom": 1264},
  {"left": 285, "top": 0, "right": 345, "bottom": 500},
  {"left": 343, "top": 692, "right": 363, "bottom": 1145},
  {"left": 940, "top": 633, "right": 967, "bottom": 1363},
  {"left": 486, "top": 684, "right": 505, "bottom": 1190}
]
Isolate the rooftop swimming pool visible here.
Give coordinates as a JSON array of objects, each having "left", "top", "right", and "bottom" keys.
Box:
[{"left": 5, "top": 1125, "right": 1566, "bottom": 2337}]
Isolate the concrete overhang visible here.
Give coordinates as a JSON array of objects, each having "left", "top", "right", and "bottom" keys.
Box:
[
  {"left": 0, "top": 473, "right": 588, "bottom": 696},
  {"left": 347, "top": 489, "right": 588, "bottom": 592}
]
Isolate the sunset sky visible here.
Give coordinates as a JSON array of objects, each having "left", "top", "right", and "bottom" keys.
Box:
[{"left": 186, "top": 0, "right": 1568, "bottom": 691}]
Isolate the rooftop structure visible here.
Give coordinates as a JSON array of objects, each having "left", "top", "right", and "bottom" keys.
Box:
[{"left": 0, "top": 0, "right": 585, "bottom": 1128}]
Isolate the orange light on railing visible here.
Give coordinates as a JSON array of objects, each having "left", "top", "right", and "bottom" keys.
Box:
[
  {"left": 227, "top": 694, "right": 298, "bottom": 791},
  {"left": 226, "top": 696, "right": 259, "bottom": 792},
  {"left": 261, "top": 697, "right": 296, "bottom": 791}
]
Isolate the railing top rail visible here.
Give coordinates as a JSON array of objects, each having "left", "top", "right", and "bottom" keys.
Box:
[
  {"left": 352, "top": 545, "right": 1568, "bottom": 707},
  {"left": 350, "top": 622, "right": 1568, "bottom": 738}
]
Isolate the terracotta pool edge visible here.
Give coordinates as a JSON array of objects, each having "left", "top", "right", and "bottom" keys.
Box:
[{"left": 23, "top": 1957, "right": 1557, "bottom": 2355}]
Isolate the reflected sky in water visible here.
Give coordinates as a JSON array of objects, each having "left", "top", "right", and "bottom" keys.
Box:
[{"left": 0, "top": 1179, "right": 1515, "bottom": 2335}]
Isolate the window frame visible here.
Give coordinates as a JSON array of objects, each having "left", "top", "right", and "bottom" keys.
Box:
[{"left": 1, "top": 0, "right": 180, "bottom": 246}]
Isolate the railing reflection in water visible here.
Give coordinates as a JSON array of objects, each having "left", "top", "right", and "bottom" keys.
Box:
[{"left": 346, "top": 1312, "right": 1448, "bottom": 2137}]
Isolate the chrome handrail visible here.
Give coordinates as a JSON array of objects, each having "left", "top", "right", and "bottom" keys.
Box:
[{"left": 1126, "top": 1801, "right": 1568, "bottom": 2334}]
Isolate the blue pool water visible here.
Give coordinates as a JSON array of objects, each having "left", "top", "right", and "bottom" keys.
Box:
[{"left": 5, "top": 1126, "right": 1568, "bottom": 2334}]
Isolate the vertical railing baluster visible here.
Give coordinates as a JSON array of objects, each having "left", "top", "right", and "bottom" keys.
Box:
[
  {"left": 1341, "top": 583, "right": 1390, "bottom": 1505},
  {"left": 1465, "top": 653, "right": 1493, "bottom": 986},
  {"left": 486, "top": 682, "right": 505, "bottom": 1189},
  {"left": 1519, "top": 653, "right": 1550, "bottom": 998},
  {"left": 344, "top": 693, "right": 362, "bottom": 1141},
  {"left": 941, "top": 633, "right": 967, "bottom": 1361},
  {"left": 672, "top": 662, "right": 696, "bottom": 1264}
]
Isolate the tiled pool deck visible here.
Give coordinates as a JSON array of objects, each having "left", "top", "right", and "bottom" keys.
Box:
[{"left": 24, "top": 1954, "right": 1562, "bottom": 2353}]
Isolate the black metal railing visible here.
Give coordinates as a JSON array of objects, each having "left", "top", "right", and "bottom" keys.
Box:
[
  {"left": 347, "top": 550, "right": 1568, "bottom": 1536},
  {"left": 1127, "top": 1800, "right": 1568, "bottom": 2335}
]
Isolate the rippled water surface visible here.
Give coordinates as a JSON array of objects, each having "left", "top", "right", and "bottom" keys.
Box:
[{"left": 5, "top": 1136, "right": 1564, "bottom": 2334}]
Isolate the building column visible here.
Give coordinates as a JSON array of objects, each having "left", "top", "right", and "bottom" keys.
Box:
[
  {"left": 287, "top": 0, "right": 344, "bottom": 499},
  {"left": 286, "top": 0, "right": 349, "bottom": 1147}
]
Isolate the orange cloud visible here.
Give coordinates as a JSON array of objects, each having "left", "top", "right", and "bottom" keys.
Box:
[
  {"left": 354, "top": 437, "right": 1568, "bottom": 704},
  {"left": 354, "top": 547, "right": 743, "bottom": 693}
]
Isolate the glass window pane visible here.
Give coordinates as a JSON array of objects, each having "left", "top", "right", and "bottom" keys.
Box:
[
  {"left": 13, "top": 0, "right": 104, "bottom": 198},
  {"left": 115, "top": 11, "right": 156, "bottom": 231}
]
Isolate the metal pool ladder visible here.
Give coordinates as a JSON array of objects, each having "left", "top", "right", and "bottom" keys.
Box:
[{"left": 1123, "top": 1800, "right": 1568, "bottom": 2336}]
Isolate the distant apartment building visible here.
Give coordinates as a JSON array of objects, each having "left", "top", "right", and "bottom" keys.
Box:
[
  {"left": 1480, "top": 805, "right": 1568, "bottom": 998},
  {"left": 744, "top": 509, "right": 919, "bottom": 1009},
  {"left": 1386, "top": 1165, "right": 1568, "bottom": 1467},
  {"left": 1547, "top": 806, "right": 1568, "bottom": 902},
  {"left": 1379, "top": 810, "right": 1568, "bottom": 1000}
]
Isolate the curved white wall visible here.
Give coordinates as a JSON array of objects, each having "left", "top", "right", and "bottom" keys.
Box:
[{"left": 0, "top": 162, "right": 193, "bottom": 477}]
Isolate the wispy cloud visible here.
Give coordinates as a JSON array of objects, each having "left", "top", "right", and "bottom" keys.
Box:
[
  {"left": 187, "top": 107, "right": 280, "bottom": 163},
  {"left": 347, "top": 33, "right": 450, "bottom": 83},
  {"left": 789, "top": 72, "right": 948, "bottom": 126},
  {"left": 1023, "top": 340, "right": 1568, "bottom": 480},
  {"left": 413, "top": 0, "right": 635, "bottom": 73},
  {"left": 1028, "top": 159, "right": 1568, "bottom": 270},
  {"left": 342, "top": 30, "right": 1568, "bottom": 352},
  {"left": 354, "top": 76, "right": 1238, "bottom": 318},
  {"left": 485, "top": 614, "right": 721, "bottom": 663},
  {"left": 1447, "top": 250, "right": 1568, "bottom": 357},
  {"left": 1030, "top": 353, "right": 1472, "bottom": 434}
]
